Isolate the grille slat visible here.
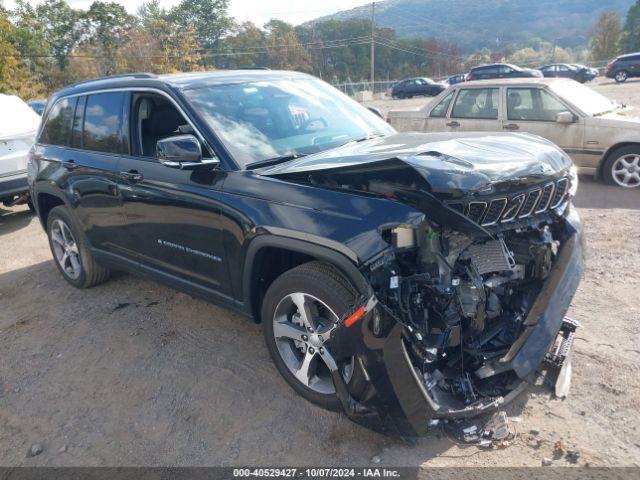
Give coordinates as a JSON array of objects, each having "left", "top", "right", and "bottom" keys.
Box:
[
  {"left": 501, "top": 194, "right": 525, "bottom": 222},
  {"left": 519, "top": 189, "right": 542, "bottom": 218},
  {"left": 550, "top": 178, "right": 568, "bottom": 208},
  {"left": 535, "top": 183, "right": 555, "bottom": 214},
  {"left": 467, "top": 202, "right": 487, "bottom": 223},
  {"left": 481, "top": 198, "right": 507, "bottom": 226}
]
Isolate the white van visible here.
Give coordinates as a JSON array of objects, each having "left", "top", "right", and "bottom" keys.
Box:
[{"left": 0, "top": 94, "right": 41, "bottom": 208}]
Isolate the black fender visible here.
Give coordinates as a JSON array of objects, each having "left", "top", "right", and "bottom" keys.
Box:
[{"left": 241, "top": 232, "right": 373, "bottom": 321}]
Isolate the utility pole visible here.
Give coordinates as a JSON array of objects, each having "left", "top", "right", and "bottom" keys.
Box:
[{"left": 370, "top": 2, "right": 375, "bottom": 87}]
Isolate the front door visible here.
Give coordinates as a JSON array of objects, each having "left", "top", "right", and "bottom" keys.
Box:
[
  {"left": 116, "top": 92, "right": 232, "bottom": 298},
  {"left": 502, "top": 87, "right": 585, "bottom": 163}
]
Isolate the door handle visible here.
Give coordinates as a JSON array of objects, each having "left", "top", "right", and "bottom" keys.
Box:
[
  {"left": 503, "top": 123, "right": 520, "bottom": 131},
  {"left": 62, "top": 160, "right": 78, "bottom": 170},
  {"left": 120, "top": 170, "right": 143, "bottom": 183},
  {"left": 446, "top": 121, "right": 460, "bottom": 127}
]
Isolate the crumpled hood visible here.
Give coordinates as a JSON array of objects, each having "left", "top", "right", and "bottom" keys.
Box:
[{"left": 261, "top": 132, "right": 572, "bottom": 195}]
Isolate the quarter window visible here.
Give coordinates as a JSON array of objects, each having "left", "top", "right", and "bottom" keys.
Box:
[
  {"left": 430, "top": 91, "right": 455, "bottom": 118},
  {"left": 451, "top": 88, "right": 499, "bottom": 119},
  {"left": 83, "top": 92, "right": 126, "bottom": 154},
  {"left": 507, "top": 88, "right": 568, "bottom": 121},
  {"left": 39, "top": 98, "right": 76, "bottom": 146}
]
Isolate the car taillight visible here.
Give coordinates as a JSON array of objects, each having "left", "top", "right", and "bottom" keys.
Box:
[
  {"left": 465, "top": 73, "right": 472, "bottom": 81},
  {"left": 607, "top": 61, "right": 614, "bottom": 70}
]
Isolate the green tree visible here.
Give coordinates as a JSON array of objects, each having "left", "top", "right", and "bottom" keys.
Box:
[
  {"left": 623, "top": 0, "right": 640, "bottom": 52},
  {"left": 169, "top": 0, "right": 232, "bottom": 52},
  {"left": 589, "top": 11, "right": 622, "bottom": 61},
  {"left": 264, "top": 20, "right": 311, "bottom": 72}
]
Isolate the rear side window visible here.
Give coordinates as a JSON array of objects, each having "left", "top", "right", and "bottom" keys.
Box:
[
  {"left": 430, "top": 91, "right": 455, "bottom": 117},
  {"left": 39, "top": 98, "right": 76, "bottom": 146},
  {"left": 452, "top": 88, "right": 499, "bottom": 119},
  {"left": 83, "top": 92, "right": 126, "bottom": 154}
]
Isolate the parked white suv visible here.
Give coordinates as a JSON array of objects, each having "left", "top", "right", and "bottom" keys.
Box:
[
  {"left": 0, "top": 94, "right": 41, "bottom": 208},
  {"left": 388, "top": 78, "right": 640, "bottom": 188}
]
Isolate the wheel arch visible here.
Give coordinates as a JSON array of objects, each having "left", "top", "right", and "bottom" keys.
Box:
[
  {"left": 35, "top": 190, "right": 67, "bottom": 228},
  {"left": 242, "top": 234, "right": 371, "bottom": 323}
]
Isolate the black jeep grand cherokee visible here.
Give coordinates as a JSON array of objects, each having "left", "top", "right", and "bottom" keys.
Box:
[{"left": 29, "top": 70, "right": 583, "bottom": 438}]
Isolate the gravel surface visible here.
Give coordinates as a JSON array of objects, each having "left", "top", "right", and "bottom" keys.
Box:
[{"left": 1, "top": 79, "right": 639, "bottom": 468}]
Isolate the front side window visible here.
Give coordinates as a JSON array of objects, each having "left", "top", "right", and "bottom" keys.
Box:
[
  {"left": 507, "top": 88, "right": 568, "bottom": 121},
  {"left": 184, "top": 77, "right": 394, "bottom": 168},
  {"left": 83, "top": 92, "right": 126, "bottom": 154},
  {"left": 430, "top": 91, "right": 455, "bottom": 118},
  {"left": 451, "top": 88, "right": 499, "bottom": 119},
  {"left": 40, "top": 97, "right": 76, "bottom": 146}
]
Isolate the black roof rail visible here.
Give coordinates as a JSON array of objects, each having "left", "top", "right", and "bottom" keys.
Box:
[{"left": 66, "top": 72, "right": 157, "bottom": 89}]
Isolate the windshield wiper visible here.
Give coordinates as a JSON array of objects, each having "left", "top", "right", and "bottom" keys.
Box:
[
  {"left": 335, "top": 132, "right": 386, "bottom": 149},
  {"left": 246, "top": 153, "right": 307, "bottom": 169}
]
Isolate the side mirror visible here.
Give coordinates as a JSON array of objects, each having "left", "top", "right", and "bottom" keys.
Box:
[
  {"left": 157, "top": 134, "right": 219, "bottom": 170},
  {"left": 555, "top": 111, "right": 575, "bottom": 124},
  {"left": 368, "top": 106, "right": 384, "bottom": 119}
]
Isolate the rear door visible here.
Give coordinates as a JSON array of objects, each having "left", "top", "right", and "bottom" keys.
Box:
[
  {"left": 502, "top": 86, "right": 585, "bottom": 160},
  {"left": 34, "top": 92, "right": 127, "bottom": 252},
  {"left": 445, "top": 87, "right": 502, "bottom": 132}
]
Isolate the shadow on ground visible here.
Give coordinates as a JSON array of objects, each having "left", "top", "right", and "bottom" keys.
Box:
[{"left": 574, "top": 176, "right": 640, "bottom": 210}]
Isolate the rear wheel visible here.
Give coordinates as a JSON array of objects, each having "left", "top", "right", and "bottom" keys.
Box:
[
  {"left": 603, "top": 146, "right": 640, "bottom": 188},
  {"left": 615, "top": 70, "right": 628, "bottom": 83},
  {"left": 46, "top": 206, "right": 110, "bottom": 288},
  {"left": 262, "top": 261, "right": 367, "bottom": 411}
]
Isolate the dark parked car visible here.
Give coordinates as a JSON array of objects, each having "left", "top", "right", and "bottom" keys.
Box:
[
  {"left": 447, "top": 74, "right": 466, "bottom": 85},
  {"left": 571, "top": 64, "right": 598, "bottom": 82},
  {"left": 539, "top": 63, "right": 595, "bottom": 83},
  {"left": 466, "top": 63, "right": 543, "bottom": 81},
  {"left": 606, "top": 52, "right": 640, "bottom": 83},
  {"left": 391, "top": 77, "right": 446, "bottom": 99},
  {"left": 29, "top": 70, "right": 583, "bottom": 438}
]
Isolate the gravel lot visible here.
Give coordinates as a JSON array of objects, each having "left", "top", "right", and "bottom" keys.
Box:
[{"left": 1, "top": 78, "right": 639, "bottom": 468}]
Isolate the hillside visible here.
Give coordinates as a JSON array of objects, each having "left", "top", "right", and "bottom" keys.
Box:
[{"left": 311, "top": 0, "right": 634, "bottom": 52}]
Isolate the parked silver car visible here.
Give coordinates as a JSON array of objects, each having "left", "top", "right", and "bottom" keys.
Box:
[{"left": 389, "top": 78, "right": 640, "bottom": 188}]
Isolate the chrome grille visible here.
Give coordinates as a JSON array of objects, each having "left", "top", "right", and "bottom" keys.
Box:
[
  {"left": 446, "top": 176, "right": 570, "bottom": 228},
  {"left": 481, "top": 198, "right": 507, "bottom": 226}
]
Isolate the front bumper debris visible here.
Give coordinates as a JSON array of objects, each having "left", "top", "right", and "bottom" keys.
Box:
[{"left": 328, "top": 208, "right": 584, "bottom": 438}]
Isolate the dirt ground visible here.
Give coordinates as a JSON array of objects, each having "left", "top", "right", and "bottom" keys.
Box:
[{"left": 1, "top": 79, "right": 640, "bottom": 468}]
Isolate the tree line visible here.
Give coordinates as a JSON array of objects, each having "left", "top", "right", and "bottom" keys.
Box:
[{"left": 1, "top": 0, "right": 640, "bottom": 100}]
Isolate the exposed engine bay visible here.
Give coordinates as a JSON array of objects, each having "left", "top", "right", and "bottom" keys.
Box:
[{"left": 366, "top": 219, "right": 562, "bottom": 412}]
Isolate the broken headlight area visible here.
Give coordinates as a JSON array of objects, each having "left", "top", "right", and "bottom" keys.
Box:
[{"left": 365, "top": 218, "right": 567, "bottom": 416}]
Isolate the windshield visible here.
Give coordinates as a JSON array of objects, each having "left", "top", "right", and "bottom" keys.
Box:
[
  {"left": 183, "top": 77, "right": 394, "bottom": 168},
  {"left": 549, "top": 81, "right": 618, "bottom": 116}
]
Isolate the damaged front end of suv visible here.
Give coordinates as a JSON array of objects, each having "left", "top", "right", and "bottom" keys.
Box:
[{"left": 263, "top": 132, "right": 584, "bottom": 438}]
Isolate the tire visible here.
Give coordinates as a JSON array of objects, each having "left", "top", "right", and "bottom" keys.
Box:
[
  {"left": 262, "top": 261, "right": 367, "bottom": 411},
  {"left": 46, "top": 205, "right": 111, "bottom": 288},
  {"left": 602, "top": 146, "right": 640, "bottom": 188},
  {"left": 615, "top": 70, "right": 628, "bottom": 83}
]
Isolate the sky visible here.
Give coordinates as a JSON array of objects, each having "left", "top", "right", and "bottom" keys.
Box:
[{"left": 2, "top": 0, "right": 374, "bottom": 26}]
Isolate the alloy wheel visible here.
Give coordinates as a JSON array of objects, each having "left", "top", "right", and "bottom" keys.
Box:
[
  {"left": 615, "top": 71, "right": 628, "bottom": 83},
  {"left": 50, "top": 219, "right": 82, "bottom": 279},
  {"left": 272, "top": 292, "right": 353, "bottom": 395},
  {"left": 611, "top": 154, "right": 640, "bottom": 188}
]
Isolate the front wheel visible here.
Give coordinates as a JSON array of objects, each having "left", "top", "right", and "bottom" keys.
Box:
[
  {"left": 262, "top": 261, "right": 367, "bottom": 411},
  {"left": 615, "top": 70, "right": 628, "bottom": 83},
  {"left": 603, "top": 146, "right": 640, "bottom": 188}
]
